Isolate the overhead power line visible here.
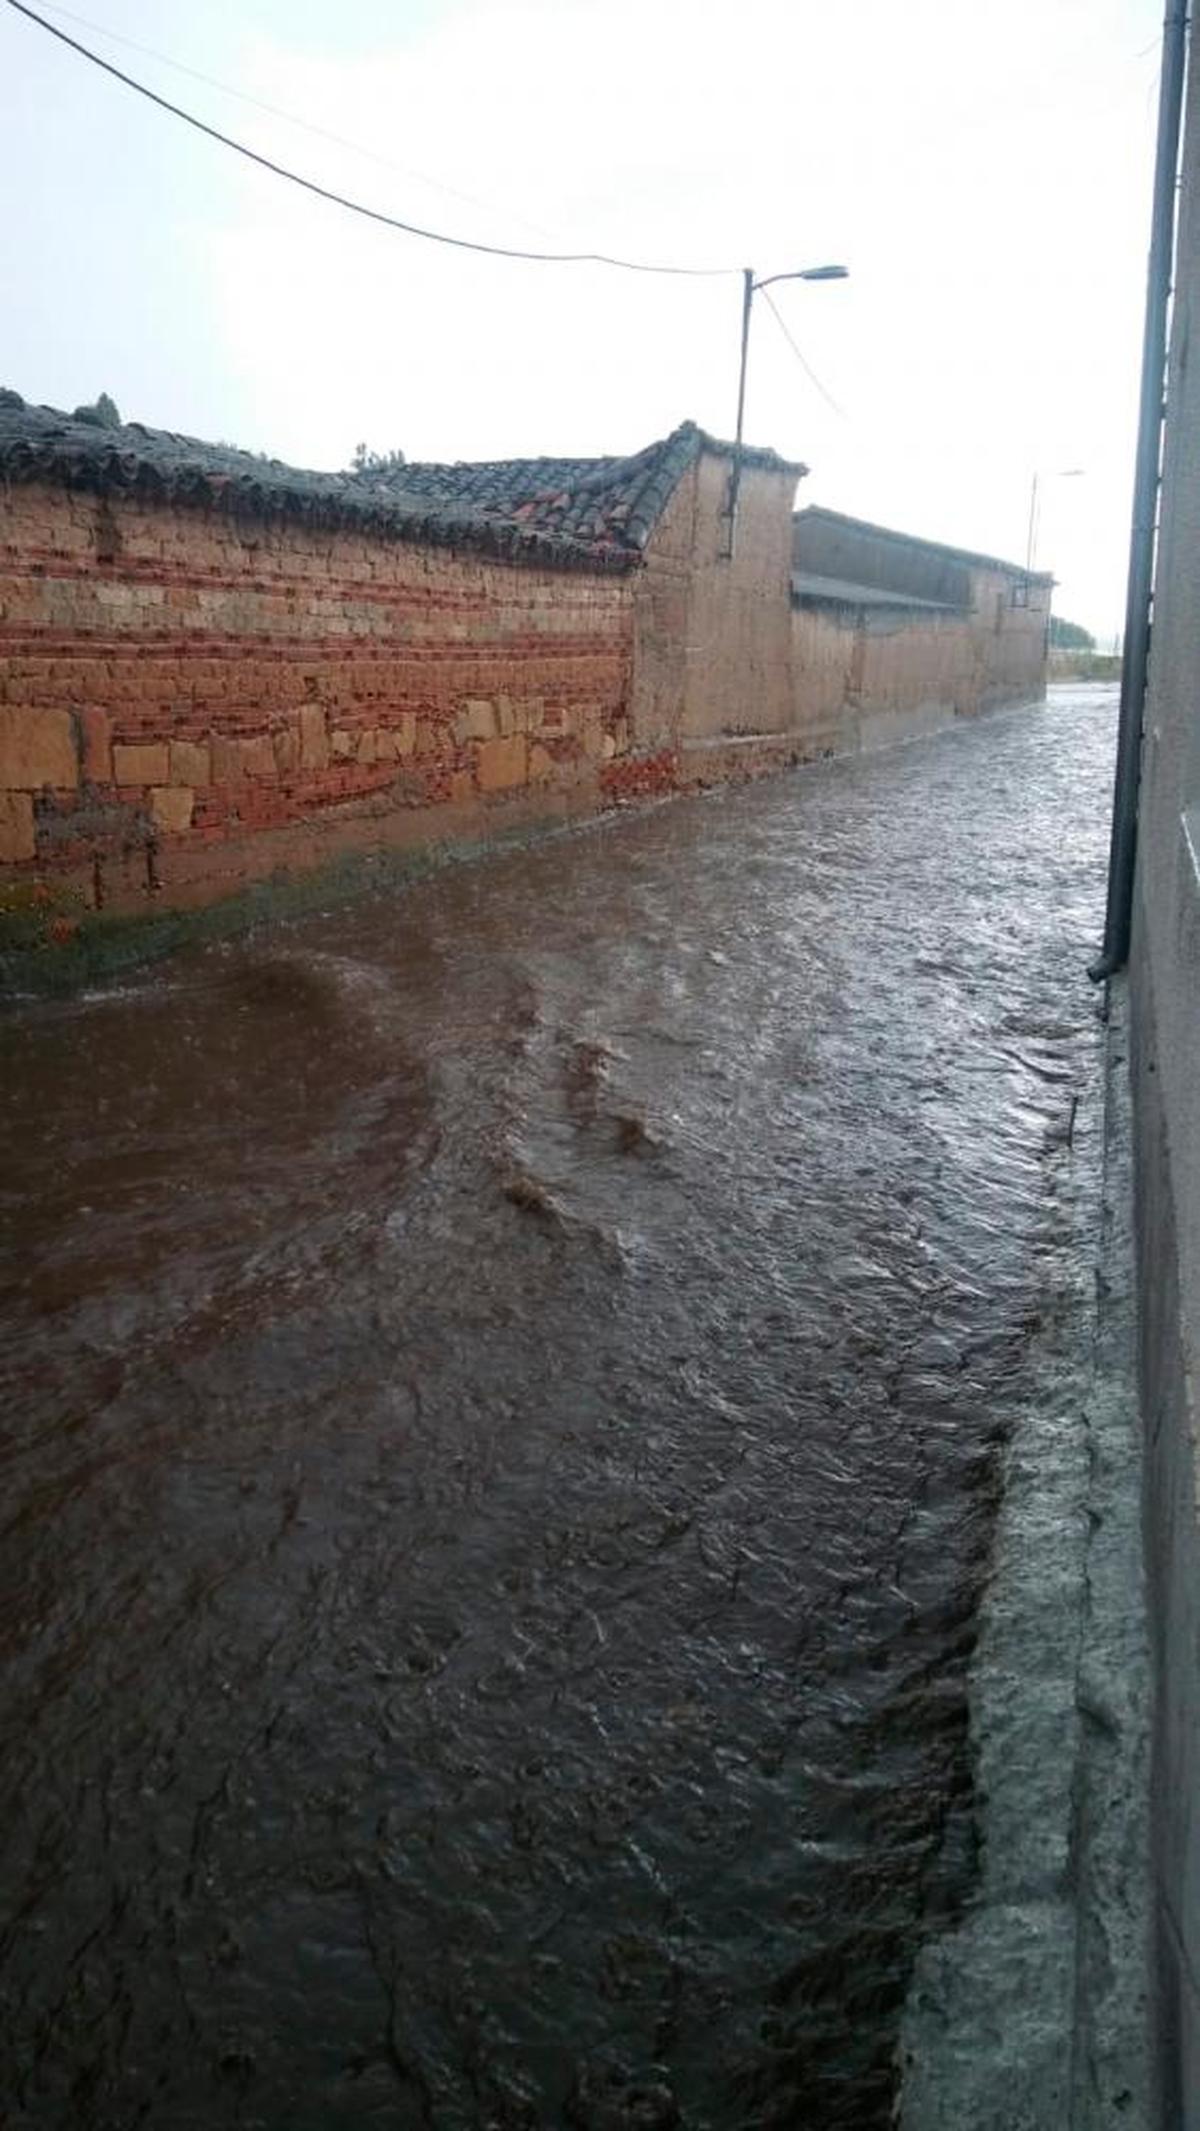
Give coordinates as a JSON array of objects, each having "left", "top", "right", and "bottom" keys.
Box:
[
  {"left": 28, "top": 0, "right": 564, "bottom": 243},
  {"left": 759, "top": 287, "right": 848, "bottom": 419},
  {"left": 3, "top": 0, "right": 735, "bottom": 277}
]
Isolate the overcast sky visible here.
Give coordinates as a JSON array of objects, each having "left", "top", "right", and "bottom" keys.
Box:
[{"left": 1, "top": 0, "right": 1165, "bottom": 638}]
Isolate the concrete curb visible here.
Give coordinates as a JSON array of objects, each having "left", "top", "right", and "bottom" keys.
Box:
[{"left": 897, "top": 984, "right": 1151, "bottom": 2128}]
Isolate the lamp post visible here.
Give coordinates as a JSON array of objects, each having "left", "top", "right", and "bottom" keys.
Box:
[
  {"left": 1026, "top": 466, "right": 1084, "bottom": 576},
  {"left": 723, "top": 262, "right": 848, "bottom": 556}
]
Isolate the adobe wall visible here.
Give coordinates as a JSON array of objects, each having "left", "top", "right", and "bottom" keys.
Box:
[
  {"left": 965, "top": 565, "right": 1050, "bottom": 710},
  {"left": 0, "top": 482, "right": 638, "bottom": 916},
  {"left": 789, "top": 567, "right": 1048, "bottom": 751},
  {"left": 638, "top": 456, "right": 798, "bottom": 744},
  {"left": 788, "top": 606, "right": 858, "bottom": 736}
]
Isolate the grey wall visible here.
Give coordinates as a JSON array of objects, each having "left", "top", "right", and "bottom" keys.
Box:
[{"left": 1129, "top": 17, "right": 1200, "bottom": 2126}]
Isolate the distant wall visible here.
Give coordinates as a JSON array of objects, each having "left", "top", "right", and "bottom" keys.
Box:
[
  {"left": 0, "top": 481, "right": 636, "bottom": 913},
  {"left": 967, "top": 565, "right": 1049, "bottom": 710},
  {"left": 793, "top": 511, "right": 973, "bottom": 607},
  {"left": 790, "top": 562, "right": 1048, "bottom": 747},
  {"left": 1048, "top": 649, "right": 1122, "bottom": 682},
  {"left": 1128, "top": 16, "right": 1200, "bottom": 2122}
]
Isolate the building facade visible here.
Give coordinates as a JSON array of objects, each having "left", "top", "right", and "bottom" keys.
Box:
[{"left": 1126, "top": 16, "right": 1200, "bottom": 2122}]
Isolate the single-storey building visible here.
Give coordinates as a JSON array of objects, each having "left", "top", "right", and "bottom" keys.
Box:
[
  {"left": 790, "top": 506, "right": 1052, "bottom": 749},
  {"left": 0, "top": 392, "right": 801, "bottom": 916}
]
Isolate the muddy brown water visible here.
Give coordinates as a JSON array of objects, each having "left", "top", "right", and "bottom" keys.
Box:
[{"left": 0, "top": 686, "right": 1116, "bottom": 2129}]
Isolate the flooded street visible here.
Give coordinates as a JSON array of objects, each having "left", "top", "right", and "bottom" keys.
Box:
[{"left": 0, "top": 684, "right": 1116, "bottom": 2129}]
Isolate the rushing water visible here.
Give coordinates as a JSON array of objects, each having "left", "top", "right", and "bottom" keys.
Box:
[{"left": 0, "top": 685, "right": 1116, "bottom": 2129}]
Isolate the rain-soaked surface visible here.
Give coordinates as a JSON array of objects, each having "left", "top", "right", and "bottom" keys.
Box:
[{"left": 0, "top": 684, "right": 1116, "bottom": 2130}]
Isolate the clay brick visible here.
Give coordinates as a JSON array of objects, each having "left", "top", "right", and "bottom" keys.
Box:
[
  {"left": 0, "top": 706, "right": 77, "bottom": 790},
  {"left": 528, "top": 742, "right": 555, "bottom": 783},
  {"left": 113, "top": 741, "right": 169, "bottom": 786},
  {"left": 298, "top": 703, "right": 329, "bottom": 769},
  {"left": 151, "top": 786, "right": 194, "bottom": 833},
  {"left": 0, "top": 790, "right": 35, "bottom": 860},
  {"left": 170, "top": 739, "right": 211, "bottom": 787},
  {"left": 476, "top": 734, "right": 528, "bottom": 792}
]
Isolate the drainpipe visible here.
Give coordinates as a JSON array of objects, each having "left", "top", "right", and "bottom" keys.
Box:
[{"left": 1089, "top": 1, "right": 1190, "bottom": 982}]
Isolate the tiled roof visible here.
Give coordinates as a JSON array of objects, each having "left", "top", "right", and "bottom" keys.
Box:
[
  {"left": 794, "top": 504, "right": 1053, "bottom": 585},
  {"left": 0, "top": 391, "right": 803, "bottom": 573},
  {"left": 374, "top": 425, "right": 804, "bottom": 552}
]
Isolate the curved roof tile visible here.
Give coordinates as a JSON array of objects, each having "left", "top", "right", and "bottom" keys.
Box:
[{"left": 0, "top": 392, "right": 804, "bottom": 575}]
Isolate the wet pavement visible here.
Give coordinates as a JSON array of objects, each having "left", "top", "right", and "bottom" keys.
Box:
[{"left": 0, "top": 684, "right": 1116, "bottom": 2129}]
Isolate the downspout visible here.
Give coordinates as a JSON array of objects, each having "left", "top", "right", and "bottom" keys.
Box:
[{"left": 1089, "top": 1, "right": 1190, "bottom": 982}]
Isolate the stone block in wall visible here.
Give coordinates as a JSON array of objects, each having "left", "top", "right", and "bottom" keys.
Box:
[
  {"left": 239, "top": 735, "right": 276, "bottom": 779},
  {"left": 579, "top": 715, "right": 609, "bottom": 761},
  {"left": 78, "top": 707, "right": 113, "bottom": 785},
  {"left": 298, "top": 704, "right": 330, "bottom": 770},
  {"left": 0, "top": 790, "right": 35, "bottom": 861},
  {"left": 150, "top": 786, "right": 194, "bottom": 834},
  {"left": 374, "top": 718, "right": 417, "bottom": 761},
  {"left": 455, "top": 699, "right": 496, "bottom": 743},
  {"left": 272, "top": 726, "right": 299, "bottom": 775},
  {"left": 113, "top": 741, "right": 169, "bottom": 788},
  {"left": 331, "top": 729, "right": 356, "bottom": 760},
  {"left": 210, "top": 733, "right": 241, "bottom": 783},
  {"left": 170, "top": 739, "right": 211, "bottom": 788},
  {"left": 528, "top": 742, "right": 555, "bottom": 783},
  {"left": 477, "top": 734, "right": 528, "bottom": 792},
  {"left": 0, "top": 706, "right": 77, "bottom": 790}
]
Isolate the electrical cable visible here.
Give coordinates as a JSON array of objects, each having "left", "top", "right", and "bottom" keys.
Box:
[
  {"left": 759, "top": 288, "right": 848, "bottom": 419},
  {"left": 3, "top": 0, "right": 736, "bottom": 276},
  {"left": 26, "top": 0, "right": 564, "bottom": 242}
]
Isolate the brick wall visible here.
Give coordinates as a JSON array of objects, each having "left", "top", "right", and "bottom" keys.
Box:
[{"left": 0, "top": 482, "right": 635, "bottom": 910}]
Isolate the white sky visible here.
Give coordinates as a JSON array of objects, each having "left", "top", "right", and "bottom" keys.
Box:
[{"left": 1, "top": 0, "right": 1166, "bottom": 639}]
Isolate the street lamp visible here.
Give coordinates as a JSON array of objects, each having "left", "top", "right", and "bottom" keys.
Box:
[
  {"left": 723, "top": 262, "right": 849, "bottom": 556},
  {"left": 1026, "top": 467, "right": 1084, "bottom": 575}
]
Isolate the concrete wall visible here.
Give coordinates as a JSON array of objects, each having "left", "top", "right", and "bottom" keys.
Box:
[
  {"left": 1128, "top": 19, "right": 1200, "bottom": 2123},
  {"left": 0, "top": 480, "right": 639, "bottom": 914}
]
